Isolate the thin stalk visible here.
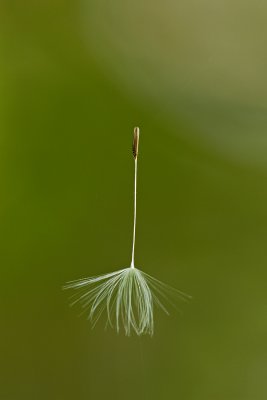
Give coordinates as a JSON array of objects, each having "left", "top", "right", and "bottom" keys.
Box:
[
  {"left": 131, "top": 127, "right": 139, "bottom": 268},
  {"left": 131, "top": 158, "right": 137, "bottom": 268}
]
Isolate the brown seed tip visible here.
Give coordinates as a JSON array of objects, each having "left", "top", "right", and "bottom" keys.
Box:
[{"left": 132, "top": 127, "right": 140, "bottom": 159}]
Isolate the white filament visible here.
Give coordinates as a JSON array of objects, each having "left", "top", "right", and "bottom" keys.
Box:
[
  {"left": 64, "top": 267, "right": 190, "bottom": 336},
  {"left": 131, "top": 158, "right": 137, "bottom": 268}
]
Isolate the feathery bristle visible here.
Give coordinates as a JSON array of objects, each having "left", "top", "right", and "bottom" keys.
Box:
[{"left": 63, "top": 267, "right": 191, "bottom": 336}]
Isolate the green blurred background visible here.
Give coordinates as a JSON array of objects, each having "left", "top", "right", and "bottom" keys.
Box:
[{"left": 1, "top": 1, "right": 267, "bottom": 399}]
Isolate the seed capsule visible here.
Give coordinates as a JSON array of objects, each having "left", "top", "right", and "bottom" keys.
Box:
[{"left": 132, "top": 127, "right": 140, "bottom": 159}]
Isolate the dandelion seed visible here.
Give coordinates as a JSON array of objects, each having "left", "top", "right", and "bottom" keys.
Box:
[{"left": 64, "top": 127, "right": 191, "bottom": 336}]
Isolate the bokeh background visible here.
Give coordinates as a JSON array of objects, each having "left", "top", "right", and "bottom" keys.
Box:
[{"left": 1, "top": 1, "right": 267, "bottom": 399}]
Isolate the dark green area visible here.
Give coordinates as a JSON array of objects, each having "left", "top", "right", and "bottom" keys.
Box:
[{"left": 1, "top": 2, "right": 267, "bottom": 399}]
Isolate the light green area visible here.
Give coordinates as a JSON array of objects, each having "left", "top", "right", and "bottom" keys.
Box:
[{"left": 1, "top": 1, "right": 267, "bottom": 399}]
